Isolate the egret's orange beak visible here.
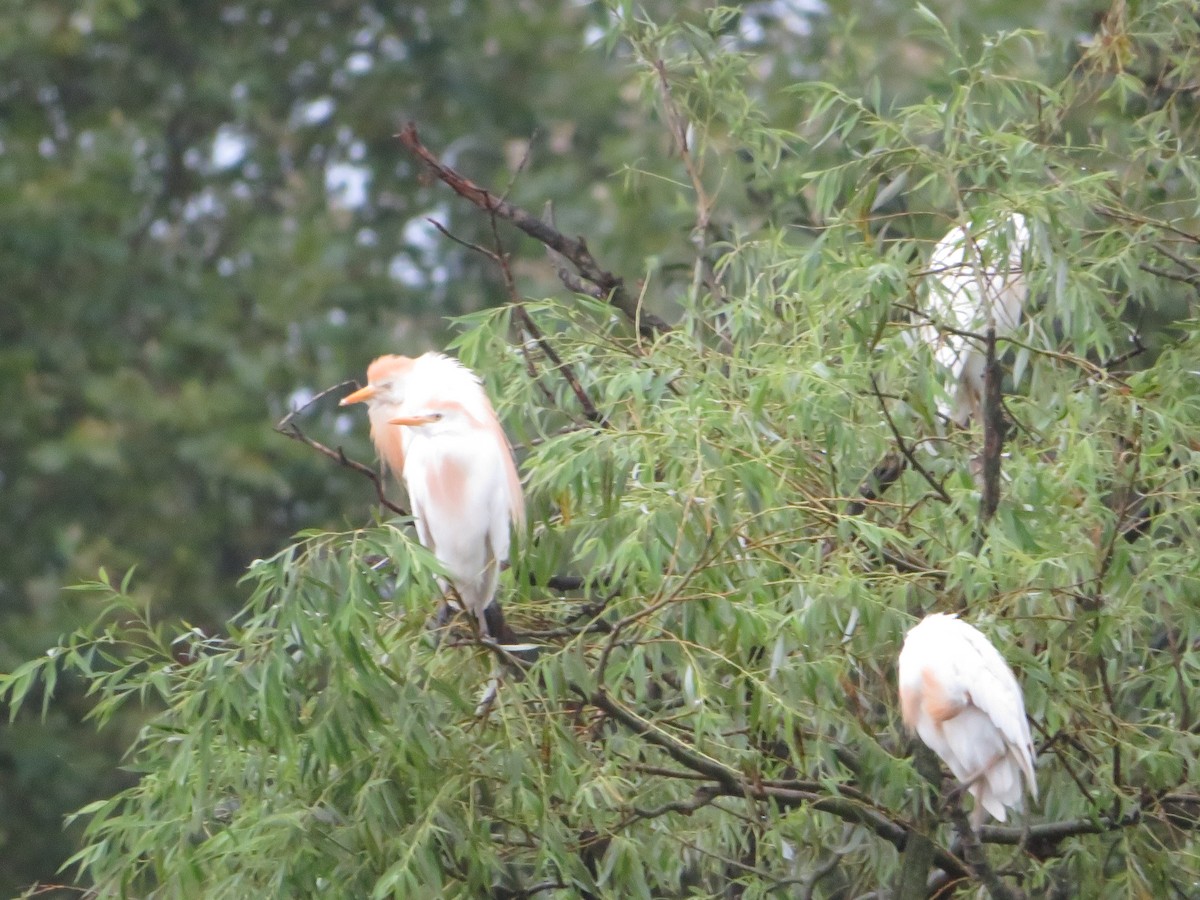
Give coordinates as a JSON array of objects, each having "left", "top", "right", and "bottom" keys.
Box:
[
  {"left": 388, "top": 414, "right": 440, "bottom": 427},
  {"left": 340, "top": 385, "right": 377, "bottom": 406}
]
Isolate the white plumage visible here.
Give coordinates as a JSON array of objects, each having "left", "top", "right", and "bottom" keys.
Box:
[
  {"left": 919, "top": 214, "right": 1030, "bottom": 427},
  {"left": 898, "top": 612, "right": 1037, "bottom": 827},
  {"left": 387, "top": 353, "right": 525, "bottom": 640}
]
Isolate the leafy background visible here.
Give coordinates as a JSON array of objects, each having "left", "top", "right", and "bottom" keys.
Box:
[{"left": 1, "top": 0, "right": 1197, "bottom": 895}]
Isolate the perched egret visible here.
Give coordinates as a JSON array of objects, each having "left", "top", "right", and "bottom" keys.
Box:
[
  {"left": 898, "top": 612, "right": 1037, "bottom": 827},
  {"left": 366, "top": 353, "right": 525, "bottom": 641},
  {"left": 920, "top": 214, "right": 1030, "bottom": 427}
]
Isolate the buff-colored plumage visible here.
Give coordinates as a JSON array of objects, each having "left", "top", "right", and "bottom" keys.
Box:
[
  {"left": 340, "top": 354, "right": 418, "bottom": 476},
  {"left": 898, "top": 613, "right": 1037, "bottom": 827},
  {"left": 342, "top": 352, "right": 523, "bottom": 640},
  {"left": 919, "top": 214, "right": 1030, "bottom": 427}
]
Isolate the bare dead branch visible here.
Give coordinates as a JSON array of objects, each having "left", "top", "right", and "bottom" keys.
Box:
[
  {"left": 948, "top": 803, "right": 1024, "bottom": 900},
  {"left": 869, "top": 376, "right": 954, "bottom": 506},
  {"left": 978, "top": 326, "right": 1004, "bottom": 530},
  {"left": 425, "top": 213, "right": 608, "bottom": 427},
  {"left": 395, "top": 121, "right": 672, "bottom": 339},
  {"left": 275, "top": 381, "right": 408, "bottom": 517}
]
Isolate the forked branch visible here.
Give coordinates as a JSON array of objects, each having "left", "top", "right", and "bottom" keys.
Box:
[
  {"left": 396, "top": 121, "right": 671, "bottom": 340},
  {"left": 275, "top": 381, "right": 408, "bottom": 517}
]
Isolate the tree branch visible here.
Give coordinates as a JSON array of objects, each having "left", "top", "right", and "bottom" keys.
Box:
[
  {"left": 1138, "top": 262, "right": 1200, "bottom": 287},
  {"left": 275, "top": 381, "right": 408, "bottom": 517},
  {"left": 395, "top": 122, "right": 672, "bottom": 340},
  {"left": 979, "top": 806, "right": 1144, "bottom": 852},
  {"left": 588, "top": 687, "right": 742, "bottom": 791},
  {"left": 948, "top": 803, "right": 1023, "bottom": 900},
  {"left": 978, "top": 325, "right": 1004, "bottom": 531},
  {"left": 511, "top": 303, "right": 608, "bottom": 426},
  {"left": 422, "top": 214, "right": 607, "bottom": 427},
  {"left": 895, "top": 742, "right": 942, "bottom": 900},
  {"left": 869, "top": 375, "right": 954, "bottom": 506},
  {"left": 653, "top": 58, "right": 713, "bottom": 233},
  {"left": 585, "top": 688, "right": 973, "bottom": 882}
]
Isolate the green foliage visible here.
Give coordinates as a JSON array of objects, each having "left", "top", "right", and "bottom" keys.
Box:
[{"left": 4, "top": 0, "right": 1200, "bottom": 895}]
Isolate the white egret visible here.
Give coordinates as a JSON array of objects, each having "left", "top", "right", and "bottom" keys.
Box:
[
  {"left": 898, "top": 612, "right": 1037, "bottom": 827},
  {"left": 342, "top": 353, "right": 524, "bottom": 640},
  {"left": 920, "top": 214, "right": 1030, "bottom": 427}
]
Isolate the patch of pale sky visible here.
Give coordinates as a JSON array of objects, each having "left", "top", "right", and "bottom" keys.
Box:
[
  {"left": 212, "top": 126, "right": 248, "bottom": 170},
  {"left": 300, "top": 96, "right": 335, "bottom": 126},
  {"left": 326, "top": 162, "right": 370, "bottom": 208},
  {"left": 346, "top": 51, "right": 373, "bottom": 74}
]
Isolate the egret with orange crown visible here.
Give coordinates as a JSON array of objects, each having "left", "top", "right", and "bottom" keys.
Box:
[
  {"left": 343, "top": 352, "right": 524, "bottom": 641},
  {"left": 898, "top": 612, "right": 1037, "bottom": 827},
  {"left": 339, "top": 354, "right": 418, "bottom": 478}
]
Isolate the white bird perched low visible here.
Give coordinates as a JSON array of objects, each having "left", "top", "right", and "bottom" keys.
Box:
[
  {"left": 384, "top": 353, "right": 525, "bottom": 642},
  {"left": 898, "top": 612, "right": 1037, "bottom": 827},
  {"left": 919, "top": 214, "right": 1030, "bottom": 427}
]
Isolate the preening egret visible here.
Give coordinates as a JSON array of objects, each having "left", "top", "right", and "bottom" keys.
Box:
[
  {"left": 920, "top": 214, "right": 1030, "bottom": 427},
  {"left": 898, "top": 612, "right": 1037, "bottom": 827}
]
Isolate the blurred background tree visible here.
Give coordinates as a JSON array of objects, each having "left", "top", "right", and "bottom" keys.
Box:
[{"left": 1, "top": 0, "right": 1197, "bottom": 895}]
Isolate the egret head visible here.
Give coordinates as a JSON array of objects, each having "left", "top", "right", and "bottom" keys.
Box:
[{"left": 339, "top": 354, "right": 416, "bottom": 410}]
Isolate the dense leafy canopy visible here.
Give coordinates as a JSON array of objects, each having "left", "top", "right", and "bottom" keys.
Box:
[{"left": 3, "top": 0, "right": 1199, "bottom": 896}]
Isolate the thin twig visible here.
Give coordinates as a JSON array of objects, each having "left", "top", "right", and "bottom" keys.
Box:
[
  {"left": 654, "top": 58, "right": 713, "bottom": 232},
  {"left": 615, "top": 785, "right": 721, "bottom": 830},
  {"left": 978, "top": 326, "right": 1004, "bottom": 531},
  {"left": 1139, "top": 262, "right": 1200, "bottom": 287},
  {"left": 1099, "top": 334, "right": 1146, "bottom": 371},
  {"left": 479, "top": 195, "right": 608, "bottom": 427},
  {"left": 869, "top": 376, "right": 954, "bottom": 506},
  {"left": 511, "top": 304, "right": 607, "bottom": 425},
  {"left": 275, "top": 381, "right": 408, "bottom": 517},
  {"left": 1155, "top": 242, "right": 1200, "bottom": 275},
  {"left": 395, "top": 121, "right": 671, "bottom": 339},
  {"left": 587, "top": 687, "right": 742, "bottom": 790},
  {"left": 425, "top": 214, "right": 608, "bottom": 426},
  {"left": 1097, "top": 205, "right": 1200, "bottom": 245}
]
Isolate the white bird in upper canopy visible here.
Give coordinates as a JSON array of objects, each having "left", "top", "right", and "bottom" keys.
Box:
[
  {"left": 341, "top": 352, "right": 525, "bottom": 641},
  {"left": 919, "top": 214, "right": 1030, "bottom": 427},
  {"left": 898, "top": 612, "right": 1038, "bottom": 827}
]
